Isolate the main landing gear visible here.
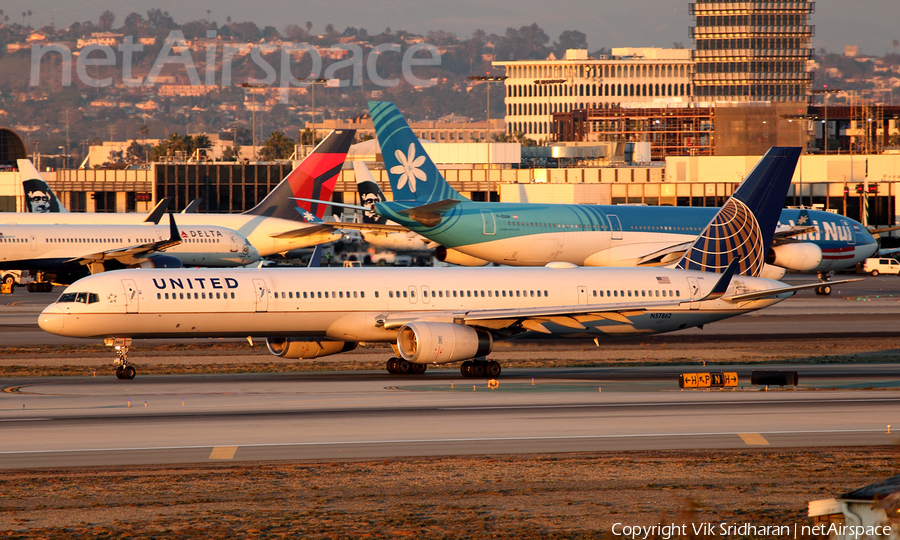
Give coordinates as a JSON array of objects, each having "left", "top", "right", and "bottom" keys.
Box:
[
  {"left": 814, "top": 271, "right": 833, "bottom": 296},
  {"left": 105, "top": 337, "right": 137, "bottom": 380},
  {"left": 385, "top": 357, "right": 428, "bottom": 375},
  {"left": 460, "top": 359, "right": 501, "bottom": 378}
]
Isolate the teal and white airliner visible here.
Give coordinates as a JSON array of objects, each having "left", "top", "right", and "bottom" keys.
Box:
[{"left": 359, "top": 102, "right": 877, "bottom": 295}]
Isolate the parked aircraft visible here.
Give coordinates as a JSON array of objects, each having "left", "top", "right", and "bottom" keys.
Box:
[
  {"left": 0, "top": 215, "right": 259, "bottom": 289},
  {"left": 3, "top": 130, "right": 356, "bottom": 257},
  {"left": 40, "top": 146, "right": 855, "bottom": 380},
  {"left": 363, "top": 102, "right": 876, "bottom": 294}
]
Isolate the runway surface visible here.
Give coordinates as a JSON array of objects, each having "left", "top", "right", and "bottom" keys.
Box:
[
  {"left": 1, "top": 275, "right": 898, "bottom": 470},
  {"left": 2, "top": 365, "right": 899, "bottom": 469}
]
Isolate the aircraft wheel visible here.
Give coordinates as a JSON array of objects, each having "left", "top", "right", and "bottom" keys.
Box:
[
  {"left": 472, "top": 361, "right": 486, "bottom": 378},
  {"left": 386, "top": 358, "right": 400, "bottom": 374},
  {"left": 26, "top": 283, "right": 36, "bottom": 293},
  {"left": 486, "top": 361, "right": 502, "bottom": 378},
  {"left": 871, "top": 270, "right": 879, "bottom": 277},
  {"left": 821, "top": 285, "right": 832, "bottom": 296},
  {"left": 397, "top": 359, "right": 412, "bottom": 374},
  {"left": 2, "top": 275, "right": 14, "bottom": 287},
  {"left": 461, "top": 361, "right": 473, "bottom": 377},
  {"left": 412, "top": 363, "right": 427, "bottom": 375},
  {"left": 44, "top": 283, "right": 53, "bottom": 292},
  {"left": 115, "top": 366, "right": 124, "bottom": 379},
  {"left": 123, "top": 366, "right": 136, "bottom": 380}
]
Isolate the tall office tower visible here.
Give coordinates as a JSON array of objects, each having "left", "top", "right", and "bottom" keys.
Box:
[{"left": 690, "top": 2, "right": 814, "bottom": 102}]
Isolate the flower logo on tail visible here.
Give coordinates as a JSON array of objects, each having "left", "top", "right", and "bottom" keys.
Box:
[{"left": 390, "top": 143, "right": 427, "bottom": 193}]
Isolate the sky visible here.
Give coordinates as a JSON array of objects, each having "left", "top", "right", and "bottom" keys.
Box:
[{"left": 5, "top": 0, "right": 899, "bottom": 56}]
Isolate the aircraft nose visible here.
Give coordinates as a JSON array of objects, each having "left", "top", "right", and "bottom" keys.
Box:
[
  {"left": 38, "top": 305, "right": 65, "bottom": 335},
  {"left": 246, "top": 243, "right": 260, "bottom": 261}
]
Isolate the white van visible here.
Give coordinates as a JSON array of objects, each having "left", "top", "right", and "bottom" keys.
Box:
[{"left": 863, "top": 258, "right": 900, "bottom": 276}]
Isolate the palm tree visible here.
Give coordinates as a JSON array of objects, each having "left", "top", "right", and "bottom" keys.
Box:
[{"left": 305, "top": 21, "right": 313, "bottom": 34}]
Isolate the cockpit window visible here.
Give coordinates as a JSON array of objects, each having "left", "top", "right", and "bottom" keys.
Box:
[{"left": 58, "top": 292, "right": 99, "bottom": 304}]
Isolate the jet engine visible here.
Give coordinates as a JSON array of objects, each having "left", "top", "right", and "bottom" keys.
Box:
[
  {"left": 397, "top": 322, "right": 492, "bottom": 364},
  {"left": 759, "top": 264, "right": 787, "bottom": 281},
  {"left": 138, "top": 255, "right": 183, "bottom": 269},
  {"left": 766, "top": 242, "right": 822, "bottom": 272},
  {"left": 434, "top": 246, "right": 490, "bottom": 267},
  {"left": 266, "top": 338, "right": 358, "bottom": 359}
]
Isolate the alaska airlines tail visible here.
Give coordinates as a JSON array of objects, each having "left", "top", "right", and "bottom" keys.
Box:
[
  {"left": 244, "top": 129, "right": 355, "bottom": 221},
  {"left": 353, "top": 161, "right": 388, "bottom": 225},
  {"left": 675, "top": 147, "right": 801, "bottom": 277},
  {"left": 18, "top": 159, "right": 69, "bottom": 213},
  {"left": 368, "top": 101, "right": 468, "bottom": 203}
]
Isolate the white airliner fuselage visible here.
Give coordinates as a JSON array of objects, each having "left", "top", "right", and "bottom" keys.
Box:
[
  {"left": 40, "top": 266, "right": 790, "bottom": 342},
  {"left": 0, "top": 213, "right": 339, "bottom": 258}
]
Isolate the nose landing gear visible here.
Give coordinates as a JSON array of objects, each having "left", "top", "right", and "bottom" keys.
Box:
[{"left": 105, "top": 337, "right": 137, "bottom": 380}]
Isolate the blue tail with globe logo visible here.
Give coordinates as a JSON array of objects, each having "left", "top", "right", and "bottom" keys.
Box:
[
  {"left": 368, "top": 102, "right": 469, "bottom": 203},
  {"left": 675, "top": 147, "right": 800, "bottom": 277}
]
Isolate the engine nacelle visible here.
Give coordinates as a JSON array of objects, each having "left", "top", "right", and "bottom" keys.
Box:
[
  {"left": 434, "top": 246, "right": 490, "bottom": 267},
  {"left": 266, "top": 338, "right": 358, "bottom": 359},
  {"left": 759, "top": 263, "right": 787, "bottom": 281},
  {"left": 138, "top": 254, "right": 183, "bottom": 269},
  {"left": 766, "top": 242, "right": 822, "bottom": 272},
  {"left": 397, "top": 322, "right": 492, "bottom": 364}
]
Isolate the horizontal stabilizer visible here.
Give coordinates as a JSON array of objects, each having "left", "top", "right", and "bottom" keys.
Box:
[{"left": 723, "top": 278, "right": 864, "bottom": 302}]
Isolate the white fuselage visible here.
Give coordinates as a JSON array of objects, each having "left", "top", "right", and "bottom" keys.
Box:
[
  {"left": 0, "top": 213, "right": 340, "bottom": 257},
  {"left": 0, "top": 223, "right": 259, "bottom": 268},
  {"left": 39, "top": 266, "right": 791, "bottom": 342}
]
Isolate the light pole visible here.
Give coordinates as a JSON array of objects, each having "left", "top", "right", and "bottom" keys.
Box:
[
  {"left": 467, "top": 75, "right": 507, "bottom": 202},
  {"left": 782, "top": 113, "right": 818, "bottom": 207},
  {"left": 811, "top": 87, "right": 840, "bottom": 155},
  {"left": 241, "top": 82, "right": 267, "bottom": 160},
  {"left": 303, "top": 78, "right": 329, "bottom": 145}
]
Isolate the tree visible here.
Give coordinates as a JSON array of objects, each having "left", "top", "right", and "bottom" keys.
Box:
[
  {"left": 222, "top": 145, "right": 242, "bottom": 161},
  {"left": 98, "top": 10, "right": 115, "bottom": 32},
  {"left": 259, "top": 131, "right": 295, "bottom": 160},
  {"left": 554, "top": 30, "right": 587, "bottom": 57},
  {"left": 125, "top": 140, "right": 150, "bottom": 165}
]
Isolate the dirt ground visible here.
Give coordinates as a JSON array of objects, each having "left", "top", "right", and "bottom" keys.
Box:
[
  {"left": 1, "top": 448, "right": 897, "bottom": 538},
  {"left": 2, "top": 334, "right": 900, "bottom": 376}
]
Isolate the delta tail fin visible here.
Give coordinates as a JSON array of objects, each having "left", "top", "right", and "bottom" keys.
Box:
[
  {"left": 675, "top": 147, "right": 801, "bottom": 277},
  {"left": 368, "top": 101, "right": 468, "bottom": 203},
  {"left": 18, "top": 159, "right": 69, "bottom": 213},
  {"left": 244, "top": 129, "right": 355, "bottom": 221}
]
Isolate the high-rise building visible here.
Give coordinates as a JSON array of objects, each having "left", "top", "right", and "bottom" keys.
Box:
[{"left": 690, "top": 1, "right": 815, "bottom": 102}]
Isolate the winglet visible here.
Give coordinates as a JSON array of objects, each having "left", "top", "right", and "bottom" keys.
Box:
[
  {"left": 144, "top": 198, "right": 172, "bottom": 224},
  {"left": 685, "top": 258, "right": 739, "bottom": 304},
  {"left": 167, "top": 212, "right": 180, "bottom": 244},
  {"left": 182, "top": 198, "right": 202, "bottom": 213},
  {"left": 307, "top": 246, "right": 323, "bottom": 268}
]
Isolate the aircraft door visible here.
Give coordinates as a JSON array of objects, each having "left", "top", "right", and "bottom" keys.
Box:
[
  {"left": 408, "top": 286, "right": 418, "bottom": 304},
  {"left": 687, "top": 277, "right": 701, "bottom": 310},
  {"left": 421, "top": 286, "right": 431, "bottom": 304},
  {"left": 608, "top": 215, "right": 622, "bottom": 240},
  {"left": 577, "top": 285, "right": 588, "bottom": 304},
  {"left": 252, "top": 278, "right": 268, "bottom": 312},
  {"left": 229, "top": 235, "right": 239, "bottom": 252},
  {"left": 29, "top": 235, "right": 37, "bottom": 251},
  {"left": 481, "top": 210, "right": 496, "bottom": 235},
  {"left": 122, "top": 279, "right": 139, "bottom": 313},
  {"left": 841, "top": 220, "right": 856, "bottom": 245}
]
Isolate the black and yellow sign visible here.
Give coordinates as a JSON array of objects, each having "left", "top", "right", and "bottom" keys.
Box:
[{"left": 679, "top": 372, "right": 738, "bottom": 389}]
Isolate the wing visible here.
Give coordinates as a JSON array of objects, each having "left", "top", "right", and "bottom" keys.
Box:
[
  {"left": 68, "top": 214, "right": 181, "bottom": 267},
  {"left": 269, "top": 224, "right": 338, "bottom": 239}
]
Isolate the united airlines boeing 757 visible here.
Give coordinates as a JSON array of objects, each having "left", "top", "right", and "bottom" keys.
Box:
[{"left": 40, "top": 147, "right": 857, "bottom": 380}]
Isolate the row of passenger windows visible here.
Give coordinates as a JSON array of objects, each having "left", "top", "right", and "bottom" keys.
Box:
[
  {"left": 48, "top": 238, "right": 127, "bottom": 243},
  {"left": 1, "top": 237, "right": 27, "bottom": 243},
  {"left": 268, "top": 289, "right": 552, "bottom": 300},
  {"left": 593, "top": 289, "right": 679, "bottom": 298},
  {"left": 509, "top": 221, "right": 603, "bottom": 230},
  {"left": 157, "top": 292, "right": 235, "bottom": 300}
]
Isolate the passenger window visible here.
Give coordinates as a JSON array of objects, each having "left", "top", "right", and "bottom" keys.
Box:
[
  {"left": 627, "top": 291, "right": 632, "bottom": 297},
  {"left": 389, "top": 291, "right": 394, "bottom": 298},
  {"left": 289, "top": 292, "right": 293, "bottom": 298},
  {"left": 675, "top": 290, "right": 680, "bottom": 297},
  {"left": 438, "top": 291, "right": 443, "bottom": 297},
  {"left": 488, "top": 291, "right": 492, "bottom": 297},
  {"left": 480, "top": 291, "right": 485, "bottom": 297},
  {"left": 354, "top": 291, "right": 358, "bottom": 298},
  {"left": 614, "top": 291, "right": 618, "bottom": 297},
  {"left": 517, "top": 291, "right": 521, "bottom": 297},
  {"left": 530, "top": 291, "right": 534, "bottom": 297},
  {"left": 361, "top": 292, "right": 365, "bottom": 298},
  {"left": 374, "top": 291, "right": 378, "bottom": 298},
  {"left": 165, "top": 293, "right": 169, "bottom": 299},
  {"left": 453, "top": 291, "right": 457, "bottom": 297},
  {"left": 544, "top": 290, "right": 548, "bottom": 296},
  {"left": 339, "top": 291, "right": 344, "bottom": 298},
  {"left": 157, "top": 293, "right": 161, "bottom": 299},
  {"left": 303, "top": 292, "right": 307, "bottom": 298},
  {"left": 231, "top": 292, "right": 235, "bottom": 299},
  {"left": 216, "top": 292, "right": 221, "bottom": 299},
  {"left": 641, "top": 290, "right": 646, "bottom": 297},
  {"left": 403, "top": 291, "right": 407, "bottom": 298},
  {"left": 662, "top": 290, "right": 667, "bottom": 297}
]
